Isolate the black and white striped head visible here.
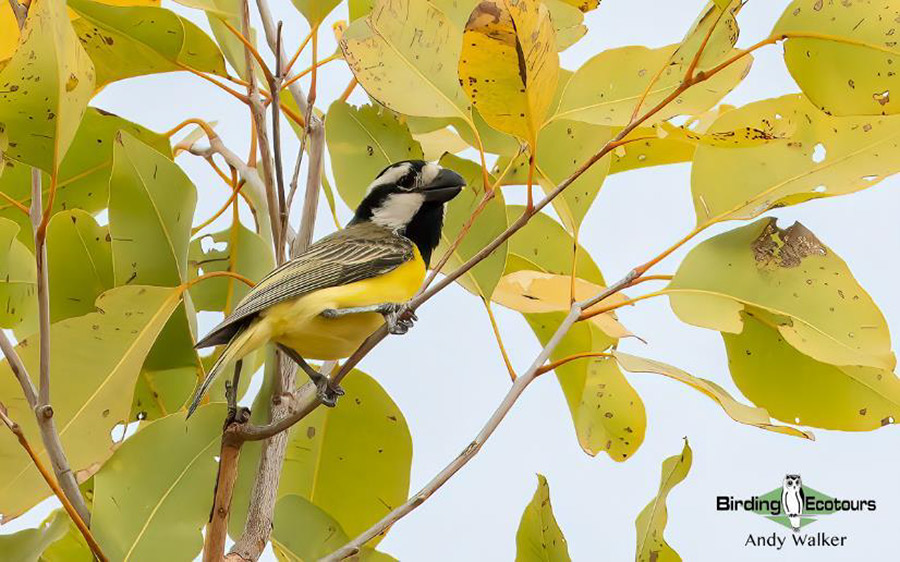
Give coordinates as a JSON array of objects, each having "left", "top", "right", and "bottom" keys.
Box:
[{"left": 350, "top": 160, "right": 465, "bottom": 266}]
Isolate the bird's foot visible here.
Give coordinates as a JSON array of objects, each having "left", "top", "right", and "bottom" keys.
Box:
[
  {"left": 382, "top": 303, "right": 417, "bottom": 335},
  {"left": 315, "top": 376, "right": 345, "bottom": 407},
  {"left": 223, "top": 380, "right": 251, "bottom": 427}
]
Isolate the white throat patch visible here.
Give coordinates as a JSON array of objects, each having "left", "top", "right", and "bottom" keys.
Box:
[{"left": 371, "top": 192, "right": 425, "bottom": 230}]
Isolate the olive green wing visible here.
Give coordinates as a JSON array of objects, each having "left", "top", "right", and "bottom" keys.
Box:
[{"left": 195, "top": 225, "right": 414, "bottom": 348}]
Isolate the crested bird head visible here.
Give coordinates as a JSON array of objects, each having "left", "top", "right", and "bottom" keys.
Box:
[{"left": 350, "top": 160, "right": 465, "bottom": 266}]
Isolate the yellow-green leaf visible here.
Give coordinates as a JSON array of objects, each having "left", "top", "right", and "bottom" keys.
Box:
[
  {"left": 608, "top": 127, "right": 696, "bottom": 175},
  {"left": 692, "top": 94, "right": 900, "bottom": 224},
  {"left": 292, "top": 0, "right": 342, "bottom": 26},
  {"left": 325, "top": 101, "right": 424, "bottom": 210},
  {"left": 724, "top": 310, "right": 900, "bottom": 431},
  {"left": 459, "top": 0, "right": 558, "bottom": 145},
  {"left": 774, "top": 0, "right": 899, "bottom": 116},
  {"left": 47, "top": 210, "right": 113, "bottom": 322},
  {"left": 0, "top": 0, "right": 94, "bottom": 172},
  {"left": 668, "top": 218, "right": 895, "bottom": 371},
  {"left": 515, "top": 475, "right": 571, "bottom": 562},
  {"left": 545, "top": 0, "right": 587, "bottom": 51},
  {"left": 278, "top": 371, "right": 412, "bottom": 542},
  {"left": 340, "top": 0, "right": 470, "bottom": 119},
  {"left": 92, "top": 404, "right": 224, "bottom": 562},
  {"left": 635, "top": 440, "right": 692, "bottom": 562},
  {"left": 613, "top": 351, "right": 813, "bottom": 439},
  {"left": 558, "top": 0, "right": 599, "bottom": 12},
  {"left": 504, "top": 205, "right": 601, "bottom": 281},
  {"left": 0, "top": 509, "right": 69, "bottom": 561},
  {"left": 39, "top": 509, "right": 93, "bottom": 562},
  {"left": 0, "top": 286, "right": 182, "bottom": 518},
  {"left": 0, "top": 4, "right": 19, "bottom": 68},
  {"left": 110, "top": 131, "right": 196, "bottom": 286},
  {"left": 436, "top": 154, "right": 508, "bottom": 299},
  {"left": 69, "top": 0, "right": 226, "bottom": 88},
  {"left": 0, "top": 217, "right": 35, "bottom": 330}
]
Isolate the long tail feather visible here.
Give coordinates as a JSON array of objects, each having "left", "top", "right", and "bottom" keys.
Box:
[{"left": 187, "top": 327, "right": 251, "bottom": 417}]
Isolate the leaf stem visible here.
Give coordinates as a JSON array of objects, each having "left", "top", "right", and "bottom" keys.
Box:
[
  {"left": 483, "top": 299, "right": 517, "bottom": 381},
  {"left": 535, "top": 352, "right": 613, "bottom": 376},
  {"left": 579, "top": 290, "right": 668, "bottom": 321}
]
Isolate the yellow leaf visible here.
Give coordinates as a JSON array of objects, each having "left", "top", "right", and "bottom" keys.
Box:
[
  {"left": 515, "top": 475, "right": 571, "bottom": 562},
  {"left": 413, "top": 127, "right": 469, "bottom": 161},
  {"left": 459, "top": 0, "right": 559, "bottom": 145},
  {"left": 634, "top": 440, "right": 692, "bottom": 562},
  {"left": 0, "top": 4, "right": 19, "bottom": 68},
  {"left": 614, "top": 351, "right": 813, "bottom": 439},
  {"left": 774, "top": 0, "right": 900, "bottom": 116}
]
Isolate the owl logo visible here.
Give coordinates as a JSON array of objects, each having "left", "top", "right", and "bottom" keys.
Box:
[{"left": 781, "top": 474, "right": 805, "bottom": 532}]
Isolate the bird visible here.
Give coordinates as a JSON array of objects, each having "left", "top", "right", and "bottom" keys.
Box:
[
  {"left": 781, "top": 473, "right": 805, "bottom": 532},
  {"left": 187, "top": 160, "right": 465, "bottom": 417}
]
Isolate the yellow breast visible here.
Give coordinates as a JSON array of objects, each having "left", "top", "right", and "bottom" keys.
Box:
[{"left": 261, "top": 246, "right": 426, "bottom": 360}]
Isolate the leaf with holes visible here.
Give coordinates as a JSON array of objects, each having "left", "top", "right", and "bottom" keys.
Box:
[
  {"left": 326, "top": 101, "right": 425, "bottom": 210},
  {"left": 68, "top": 0, "right": 226, "bottom": 88},
  {"left": 0, "top": 286, "right": 182, "bottom": 519},
  {"left": 0, "top": 0, "right": 94, "bottom": 172},
  {"left": 724, "top": 310, "right": 900, "bottom": 431},
  {"left": 774, "top": 0, "right": 900, "bottom": 116},
  {"left": 515, "top": 475, "right": 571, "bottom": 562},
  {"left": 435, "top": 154, "right": 508, "bottom": 299},
  {"left": 47, "top": 210, "right": 113, "bottom": 322},
  {"left": 691, "top": 94, "right": 900, "bottom": 224},
  {"left": 613, "top": 351, "right": 813, "bottom": 439},
  {"left": 340, "top": 0, "right": 471, "bottom": 119},
  {"left": 667, "top": 218, "right": 895, "bottom": 371},
  {"left": 92, "top": 404, "right": 224, "bottom": 562},
  {"left": 634, "top": 440, "right": 691, "bottom": 562},
  {"left": 458, "top": 0, "right": 558, "bottom": 146}
]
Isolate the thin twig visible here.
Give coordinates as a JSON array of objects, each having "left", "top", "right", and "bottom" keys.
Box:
[
  {"left": 7, "top": 0, "right": 26, "bottom": 29},
  {"left": 0, "top": 404, "right": 108, "bottom": 562},
  {"left": 269, "top": 23, "right": 288, "bottom": 249},
  {"left": 535, "top": 352, "right": 614, "bottom": 376},
  {"left": 483, "top": 299, "right": 516, "bottom": 381}
]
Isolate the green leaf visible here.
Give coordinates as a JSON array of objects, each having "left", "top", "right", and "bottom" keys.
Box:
[
  {"left": 37, "top": 509, "right": 93, "bottom": 562},
  {"left": 292, "top": 0, "right": 342, "bottom": 26},
  {"left": 278, "top": 370, "right": 412, "bottom": 541},
  {"left": 515, "top": 475, "right": 571, "bottom": 562},
  {"left": 0, "top": 286, "right": 182, "bottom": 518},
  {"left": 0, "top": 509, "right": 69, "bottom": 562},
  {"left": 325, "top": 101, "right": 424, "bottom": 210},
  {"left": 459, "top": 0, "right": 559, "bottom": 146},
  {"left": 46, "top": 210, "right": 113, "bottom": 322},
  {"left": 92, "top": 404, "right": 224, "bottom": 562},
  {"left": 0, "top": 0, "right": 94, "bottom": 172},
  {"left": 68, "top": 0, "right": 226, "bottom": 88},
  {"left": 554, "top": 4, "right": 749, "bottom": 127},
  {"left": 130, "top": 364, "right": 199, "bottom": 420},
  {"left": 349, "top": 0, "right": 374, "bottom": 21},
  {"left": 506, "top": 208, "right": 646, "bottom": 461},
  {"left": 110, "top": 131, "right": 196, "bottom": 287},
  {"left": 774, "top": 0, "right": 899, "bottom": 116},
  {"left": 635, "top": 440, "right": 692, "bottom": 562},
  {"left": 691, "top": 94, "right": 900, "bottom": 224},
  {"left": 613, "top": 351, "right": 813, "bottom": 439},
  {"left": 668, "top": 218, "right": 895, "bottom": 371},
  {"left": 724, "top": 310, "right": 900, "bottom": 431},
  {"left": 436, "top": 154, "right": 508, "bottom": 299},
  {"left": 0, "top": 217, "right": 36, "bottom": 329},
  {"left": 272, "top": 495, "right": 396, "bottom": 562},
  {"left": 340, "top": 0, "right": 471, "bottom": 119},
  {"left": 188, "top": 223, "right": 274, "bottom": 312},
  {"left": 0, "top": 107, "right": 172, "bottom": 248}
]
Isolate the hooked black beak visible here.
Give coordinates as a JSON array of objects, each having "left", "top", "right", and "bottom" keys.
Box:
[{"left": 422, "top": 168, "right": 465, "bottom": 203}]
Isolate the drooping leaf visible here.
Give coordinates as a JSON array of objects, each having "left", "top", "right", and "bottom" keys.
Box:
[
  {"left": 292, "top": 0, "right": 342, "bottom": 26},
  {"left": 0, "top": 218, "right": 35, "bottom": 330},
  {"left": 458, "top": 0, "right": 559, "bottom": 146},
  {"left": 325, "top": 101, "right": 424, "bottom": 210},
  {"left": 0, "top": 107, "right": 171, "bottom": 248},
  {"left": 34, "top": 509, "right": 92, "bottom": 562},
  {"left": 515, "top": 475, "right": 571, "bottom": 562},
  {"left": 0, "top": 286, "right": 182, "bottom": 519},
  {"left": 0, "top": 509, "right": 69, "bottom": 562},
  {"left": 340, "top": 0, "right": 471, "bottom": 119},
  {"left": 46, "top": 210, "right": 113, "bottom": 322},
  {"left": 272, "top": 495, "right": 396, "bottom": 562},
  {"left": 613, "top": 351, "right": 813, "bottom": 439},
  {"left": 724, "top": 310, "right": 900, "bottom": 431},
  {"left": 436, "top": 154, "right": 508, "bottom": 299},
  {"left": 553, "top": 4, "right": 749, "bottom": 127},
  {"left": 506, "top": 208, "right": 646, "bottom": 460},
  {"left": 691, "top": 94, "right": 900, "bottom": 224},
  {"left": 0, "top": 0, "right": 95, "bottom": 172},
  {"left": 774, "top": 0, "right": 899, "bottom": 116},
  {"left": 277, "top": 370, "right": 412, "bottom": 542},
  {"left": 634, "top": 440, "right": 692, "bottom": 562},
  {"left": 668, "top": 218, "right": 895, "bottom": 371},
  {"left": 109, "top": 131, "right": 196, "bottom": 287},
  {"left": 68, "top": 0, "right": 226, "bottom": 88},
  {"left": 92, "top": 404, "right": 224, "bottom": 562},
  {"left": 188, "top": 223, "right": 274, "bottom": 313}
]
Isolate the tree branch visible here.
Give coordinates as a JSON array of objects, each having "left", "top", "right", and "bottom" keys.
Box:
[{"left": 7, "top": 0, "right": 26, "bottom": 29}]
